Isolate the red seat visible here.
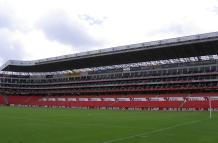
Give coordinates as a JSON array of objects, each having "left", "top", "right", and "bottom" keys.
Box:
[{"left": 4, "top": 94, "right": 218, "bottom": 110}]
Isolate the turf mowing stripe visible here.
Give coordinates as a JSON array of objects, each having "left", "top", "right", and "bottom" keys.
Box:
[
  {"left": 102, "top": 119, "right": 208, "bottom": 143},
  {"left": 0, "top": 114, "right": 144, "bottom": 130}
]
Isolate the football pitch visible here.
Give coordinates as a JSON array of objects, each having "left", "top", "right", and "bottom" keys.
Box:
[{"left": 0, "top": 107, "right": 218, "bottom": 143}]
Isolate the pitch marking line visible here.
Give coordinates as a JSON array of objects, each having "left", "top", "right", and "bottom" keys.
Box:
[{"left": 102, "top": 119, "right": 207, "bottom": 143}]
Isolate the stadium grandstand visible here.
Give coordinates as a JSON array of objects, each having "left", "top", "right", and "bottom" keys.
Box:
[{"left": 0, "top": 32, "right": 218, "bottom": 111}]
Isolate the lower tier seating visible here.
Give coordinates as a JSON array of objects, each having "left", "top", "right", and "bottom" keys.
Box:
[
  {"left": 0, "top": 96, "right": 4, "bottom": 105},
  {"left": 2, "top": 92, "right": 218, "bottom": 110}
]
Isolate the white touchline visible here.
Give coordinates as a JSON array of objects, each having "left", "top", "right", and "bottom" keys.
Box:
[{"left": 102, "top": 119, "right": 208, "bottom": 143}]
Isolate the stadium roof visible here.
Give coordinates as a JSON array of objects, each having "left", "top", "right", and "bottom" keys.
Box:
[{"left": 1, "top": 32, "right": 218, "bottom": 72}]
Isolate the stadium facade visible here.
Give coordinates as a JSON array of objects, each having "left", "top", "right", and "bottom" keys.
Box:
[{"left": 0, "top": 32, "right": 218, "bottom": 111}]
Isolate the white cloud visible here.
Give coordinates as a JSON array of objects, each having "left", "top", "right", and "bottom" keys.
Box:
[
  {"left": 37, "top": 10, "right": 102, "bottom": 51},
  {"left": 15, "top": 30, "right": 74, "bottom": 60},
  {"left": 0, "top": 28, "right": 26, "bottom": 63},
  {"left": 0, "top": 0, "right": 218, "bottom": 65}
]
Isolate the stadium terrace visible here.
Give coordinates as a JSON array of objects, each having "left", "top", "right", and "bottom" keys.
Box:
[{"left": 0, "top": 32, "right": 218, "bottom": 111}]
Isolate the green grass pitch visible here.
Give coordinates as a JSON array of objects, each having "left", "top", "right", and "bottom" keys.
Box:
[{"left": 0, "top": 107, "right": 218, "bottom": 143}]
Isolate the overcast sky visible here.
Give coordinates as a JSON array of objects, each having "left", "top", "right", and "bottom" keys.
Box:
[{"left": 0, "top": 0, "right": 218, "bottom": 65}]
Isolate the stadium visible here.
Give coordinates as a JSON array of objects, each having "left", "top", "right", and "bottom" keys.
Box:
[
  {"left": 0, "top": 32, "right": 218, "bottom": 143},
  {"left": 1, "top": 31, "right": 218, "bottom": 111}
]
